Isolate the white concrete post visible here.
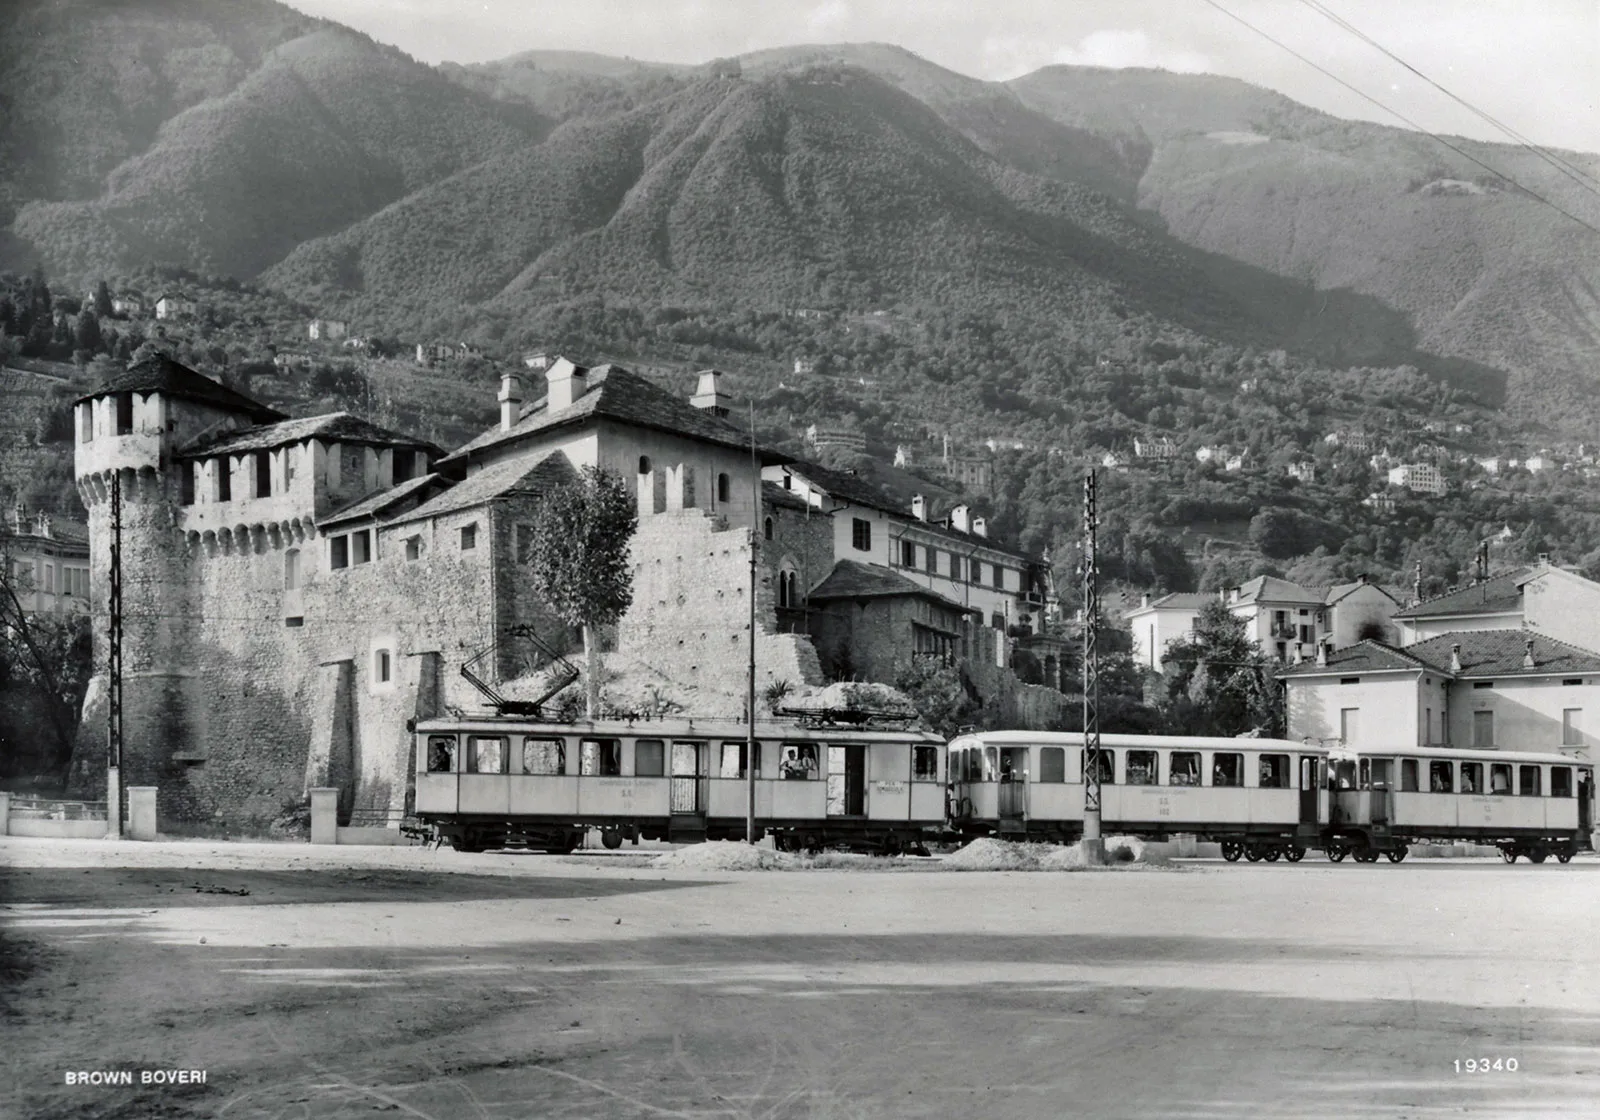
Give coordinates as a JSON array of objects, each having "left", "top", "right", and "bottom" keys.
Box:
[
  {"left": 0, "top": 790, "right": 10, "bottom": 836},
  {"left": 310, "top": 788, "right": 339, "bottom": 845},
  {"left": 1176, "top": 833, "right": 1198, "bottom": 858},
  {"left": 126, "top": 787, "right": 158, "bottom": 841}
]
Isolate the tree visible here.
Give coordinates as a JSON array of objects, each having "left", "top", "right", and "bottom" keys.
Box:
[
  {"left": 74, "top": 309, "right": 102, "bottom": 354},
  {"left": 1159, "top": 601, "right": 1284, "bottom": 737},
  {"left": 892, "top": 656, "right": 979, "bottom": 738},
  {"left": 92, "top": 280, "right": 113, "bottom": 319},
  {"left": 521, "top": 465, "right": 637, "bottom": 717}
]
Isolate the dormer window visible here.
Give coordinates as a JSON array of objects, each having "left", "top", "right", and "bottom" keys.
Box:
[
  {"left": 115, "top": 393, "right": 133, "bottom": 435},
  {"left": 638, "top": 456, "right": 651, "bottom": 474},
  {"left": 254, "top": 451, "right": 271, "bottom": 498}
]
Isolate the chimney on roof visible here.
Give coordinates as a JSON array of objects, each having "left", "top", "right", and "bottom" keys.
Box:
[
  {"left": 951, "top": 504, "right": 971, "bottom": 533},
  {"left": 1523, "top": 639, "right": 1536, "bottom": 669},
  {"left": 1293, "top": 645, "right": 1305, "bottom": 666},
  {"left": 9, "top": 500, "right": 23, "bottom": 533},
  {"left": 911, "top": 494, "right": 926, "bottom": 521},
  {"left": 972, "top": 516, "right": 988, "bottom": 538},
  {"left": 497, "top": 372, "right": 523, "bottom": 431},
  {"left": 1357, "top": 573, "right": 1368, "bottom": 584},
  {"left": 1141, "top": 593, "right": 1150, "bottom": 609},
  {"left": 34, "top": 512, "right": 50, "bottom": 539},
  {"left": 545, "top": 358, "right": 588, "bottom": 412},
  {"left": 690, "top": 369, "right": 732, "bottom": 417},
  {"left": 1315, "top": 642, "right": 1328, "bottom": 667},
  {"left": 1538, "top": 552, "right": 1551, "bottom": 566},
  {"left": 1450, "top": 643, "right": 1462, "bottom": 673}
]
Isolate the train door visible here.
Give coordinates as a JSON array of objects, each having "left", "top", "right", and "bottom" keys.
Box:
[
  {"left": 1368, "top": 758, "right": 1391, "bottom": 827},
  {"left": 998, "top": 746, "right": 1029, "bottom": 821},
  {"left": 826, "top": 744, "right": 866, "bottom": 816},
  {"left": 1581, "top": 769, "right": 1594, "bottom": 842},
  {"left": 670, "top": 741, "right": 702, "bottom": 815},
  {"left": 1297, "top": 755, "right": 1320, "bottom": 828}
]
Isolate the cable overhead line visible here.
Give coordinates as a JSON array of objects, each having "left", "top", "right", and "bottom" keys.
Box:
[
  {"left": 1197, "top": 0, "right": 1600, "bottom": 240},
  {"left": 1296, "top": 0, "right": 1600, "bottom": 197}
]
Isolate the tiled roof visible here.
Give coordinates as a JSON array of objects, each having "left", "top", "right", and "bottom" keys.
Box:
[
  {"left": 318, "top": 474, "right": 446, "bottom": 529},
  {"left": 806, "top": 559, "right": 976, "bottom": 612},
  {"left": 778, "top": 461, "right": 1034, "bottom": 563},
  {"left": 1277, "top": 640, "right": 1429, "bottom": 677},
  {"left": 761, "top": 481, "right": 813, "bottom": 513},
  {"left": 1405, "top": 630, "right": 1600, "bottom": 677},
  {"left": 179, "top": 412, "right": 442, "bottom": 458},
  {"left": 75, "top": 355, "right": 285, "bottom": 422},
  {"left": 1391, "top": 569, "right": 1528, "bottom": 620},
  {"left": 1323, "top": 579, "right": 1400, "bottom": 606},
  {"left": 439, "top": 361, "right": 785, "bottom": 466},
  {"left": 1129, "top": 592, "right": 1214, "bottom": 613},
  {"left": 387, "top": 451, "right": 577, "bottom": 526},
  {"left": 1233, "top": 574, "right": 1328, "bottom": 606}
]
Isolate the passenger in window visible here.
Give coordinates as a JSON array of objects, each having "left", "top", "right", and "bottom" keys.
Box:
[
  {"left": 781, "top": 745, "right": 817, "bottom": 780},
  {"left": 428, "top": 740, "right": 454, "bottom": 772}
]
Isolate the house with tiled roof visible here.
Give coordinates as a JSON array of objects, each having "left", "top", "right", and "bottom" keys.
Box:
[
  {"left": 1281, "top": 630, "right": 1600, "bottom": 757},
  {"left": 3, "top": 502, "right": 90, "bottom": 616},
  {"left": 1127, "top": 591, "right": 1215, "bottom": 671},
  {"left": 805, "top": 559, "right": 979, "bottom": 681}
]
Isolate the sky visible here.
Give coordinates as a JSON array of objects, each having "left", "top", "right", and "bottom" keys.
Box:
[{"left": 284, "top": 0, "right": 1600, "bottom": 154}]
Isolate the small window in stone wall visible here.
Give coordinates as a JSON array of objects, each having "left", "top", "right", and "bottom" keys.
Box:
[
  {"left": 115, "top": 393, "right": 133, "bottom": 435},
  {"left": 284, "top": 549, "right": 300, "bottom": 590},
  {"left": 179, "top": 464, "right": 195, "bottom": 505},
  {"left": 284, "top": 447, "right": 296, "bottom": 487},
  {"left": 216, "top": 458, "right": 232, "bottom": 502},
  {"left": 405, "top": 536, "right": 423, "bottom": 561},
  {"left": 374, "top": 649, "right": 391, "bottom": 684},
  {"left": 717, "top": 473, "right": 731, "bottom": 505},
  {"left": 352, "top": 530, "right": 372, "bottom": 565},
  {"left": 764, "top": 517, "right": 773, "bottom": 541},
  {"left": 460, "top": 523, "right": 477, "bottom": 550},
  {"left": 330, "top": 535, "right": 349, "bottom": 570},
  {"left": 254, "top": 450, "right": 271, "bottom": 498}
]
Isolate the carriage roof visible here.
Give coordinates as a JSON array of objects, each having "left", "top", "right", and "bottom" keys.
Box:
[
  {"left": 947, "top": 730, "right": 1326, "bottom": 755},
  {"left": 1328, "top": 744, "right": 1590, "bottom": 767},
  {"left": 414, "top": 715, "right": 944, "bottom": 744}
]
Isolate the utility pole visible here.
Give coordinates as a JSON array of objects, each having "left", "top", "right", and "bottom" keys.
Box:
[
  {"left": 746, "top": 401, "right": 758, "bottom": 846},
  {"left": 1080, "top": 470, "right": 1103, "bottom": 863},
  {"left": 106, "top": 471, "right": 124, "bottom": 839}
]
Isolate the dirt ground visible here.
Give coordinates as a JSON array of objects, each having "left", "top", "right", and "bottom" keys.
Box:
[{"left": 3, "top": 836, "right": 1598, "bottom": 1120}]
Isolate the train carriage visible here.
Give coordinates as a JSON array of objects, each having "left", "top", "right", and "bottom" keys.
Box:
[
  {"left": 946, "top": 731, "right": 1329, "bottom": 861},
  {"left": 412, "top": 714, "right": 947, "bottom": 854},
  {"left": 1326, "top": 745, "right": 1595, "bottom": 864}
]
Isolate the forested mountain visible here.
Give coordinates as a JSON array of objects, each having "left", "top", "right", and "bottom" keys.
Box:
[{"left": 5, "top": 0, "right": 1600, "bottom": 596}]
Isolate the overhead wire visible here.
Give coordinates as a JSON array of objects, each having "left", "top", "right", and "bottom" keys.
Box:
[
  {"left": 1296, "top": 0, "right": 1600, "bottom": 196},
  {"left": 1196, "top": 0, "right": 1600, "bottom": 240}
]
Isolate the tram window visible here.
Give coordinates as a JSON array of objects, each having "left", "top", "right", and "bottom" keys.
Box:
[
  {"left": 521, "top": 737, "right": 565, "bottom": 776},
  {"left": 1429, "top": 761, "right": 1453, "bottom": 793},
  {"left": 1400, "top": 759, "right": 1419, "bottom": 792},
  {"left": 1211, "top": 753, "right": 1243, "bottom": 788},
  {"left": 1370, "top": 758, "right": 1391, "bottom": 790},
  {"left": 1082, "top": 750, "right": 1114, "bottom": 785},
  {"left": 580, "top": 738, "right": 622, "bottom": 776},
  {"left": 913, "top": 745, "right": 940, "bottom": 781},
  {"left": 720, "top": 741, "right": 760, "bottom": 779},
  {"left": 426, "top": 736, "right": 456, "bottom": 773},
  {"left": 1126, "top": 750, "right": 1158, "bottom": 785},
  {"left": 1358, "top": 759, "right": 1370, "bottom": 790},
  {"left": 1259, "top": 754, "right": 1291, "bottom": 789},
  {"left": 984, "top": 747, "right": 999, "bottom": 781},
  {"left": 1331, "top": 760, "right": 1356, "bottom": 790},
  {"left": 1519, "top": 765, "right": 1541, "bottom": 797},
  {"left": 1169, "top": 752, "right": 1201, "bottom": 786},
  {"left": 1460, "top": 762, "right": 1482, "bottom": 794},
  {"left": 1037, "top": 747, "right": 1065, "bottom": 783},
  {"left": 779, "top": 743, "right": 818, "bottom": 779},
  {"left": 634, "top": 739, "right": 665, "bottom": 777},
  {"left": 1551, "top": 766, "right": 1573, "bottom": 798},
  {"left": 469, "top": 736, "right": 505, "bottom": 774},
  {"left": 1490, "top": 763, "right": 1512, "bottom": 795}
]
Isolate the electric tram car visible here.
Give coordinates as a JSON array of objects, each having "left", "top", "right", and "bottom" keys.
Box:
[
  {"left": 1325, "top": 745, "right": 1594, "bottom": 864},
  {"left": 411, "top": 713, "right": 947, "bottom": 854},
  {"left": 945, "top": 731, "right": 1328, "bottom": 861}
]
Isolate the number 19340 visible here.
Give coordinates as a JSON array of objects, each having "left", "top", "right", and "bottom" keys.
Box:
[{"left": 1454, "top": 1058, "right": 1518, "bottom": 1073}]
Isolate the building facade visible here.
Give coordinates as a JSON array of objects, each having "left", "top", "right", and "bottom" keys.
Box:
[{"left": 2, "top": 504, "right": 90, "bottom": 615}]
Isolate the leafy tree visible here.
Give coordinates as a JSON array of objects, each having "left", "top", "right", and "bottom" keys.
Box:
[
  {"left": 92, "top": 280, "right": 113, "bottom": 319},
  {"left": 891, "top": 656, "right": 979, "bottom": 738},
  {"left": 521, "top": 465, "right": 637, "bottom": 717},
  {"left": 1159, "top": 601, "right": 1284, "bottom": 736},
  {"left": 74, "top": 309, "right": 102, "bottom": 354},
  {"left": 0, "top": 525, "right": 93, "bottom": 778}
]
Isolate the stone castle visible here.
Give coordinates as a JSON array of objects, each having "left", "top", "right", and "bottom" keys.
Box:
[{"left": 67, "top": 354, "right": 824, "bottom": 831}]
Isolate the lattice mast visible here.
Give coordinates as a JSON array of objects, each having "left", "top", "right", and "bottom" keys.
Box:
[{"left": 1082, "top": 470, "right": 1101, "bottom": 844}]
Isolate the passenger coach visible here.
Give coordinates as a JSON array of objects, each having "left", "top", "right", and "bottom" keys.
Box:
[
  {"left": 412, "top": 715, "right": 947, "bottom": 854},
  {"left": 1326, "top": 745, "right": 1594, "bottom": 863},
  {"left": 946, "top": 731, "right": 1328, "bottom": 861}
]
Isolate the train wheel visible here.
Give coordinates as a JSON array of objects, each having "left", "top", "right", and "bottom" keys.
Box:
[
  {"left": 1385, "top": 846, "right": 1408, "bottom": 864},
  {"left": 1557, "top": 851, "right": 1574, "bottom": 864},
  {"left": 1244, "top": 845, "right": 1264, "bottom": 862},
  {"left": 1500, "top": 848, "right": 1518, "bottom": 863},
  {"left": 1528, "top": 847, "right": 1548, "bottom": 864},
  {"left": 450, "top": 832, "right": 485, "bottom": 853},
  {"left": 1263, "top": 847, "right": 1282, "bottom": 863},
  {"left": 1326, "top": 843, "right": 1348, "bottom": 863},
  {"left": 1354, "top": 849, "right": 1380, "bottom": 863},
  {"left": 1221, "top": 841, "right": 1244, "bottom": 862},
  {"left": 879, "top": 832, "right": 903, "bottom": 857},
  {"left": 1284, "top": 845, "right": 1306, "bottom": 863},
  {"left": 601, "top": 828, "right": 623, "bottom": 850}
]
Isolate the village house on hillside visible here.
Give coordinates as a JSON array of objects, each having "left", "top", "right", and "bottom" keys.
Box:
[
  {"left": 153, "top": 294, "right": 198, "bottom": 320},
  {"left": 308, "top": 318, "right": 348, "bottom": 341},
  {"left": 2, "top": 502, "right": 90, "bottom": 615}
]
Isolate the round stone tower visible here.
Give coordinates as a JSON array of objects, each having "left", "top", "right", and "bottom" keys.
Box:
[{"left": 69, "top": 355, "right": 286, "bottom": 822}]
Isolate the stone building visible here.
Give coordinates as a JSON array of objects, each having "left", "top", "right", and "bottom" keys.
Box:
[{"left": 66, "top": 354, "right": 821, "bottom": 831}]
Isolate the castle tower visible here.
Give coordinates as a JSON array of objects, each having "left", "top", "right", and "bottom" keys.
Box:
[{"left": 68, "top": 356, "right": 287, "bottom": 819}]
